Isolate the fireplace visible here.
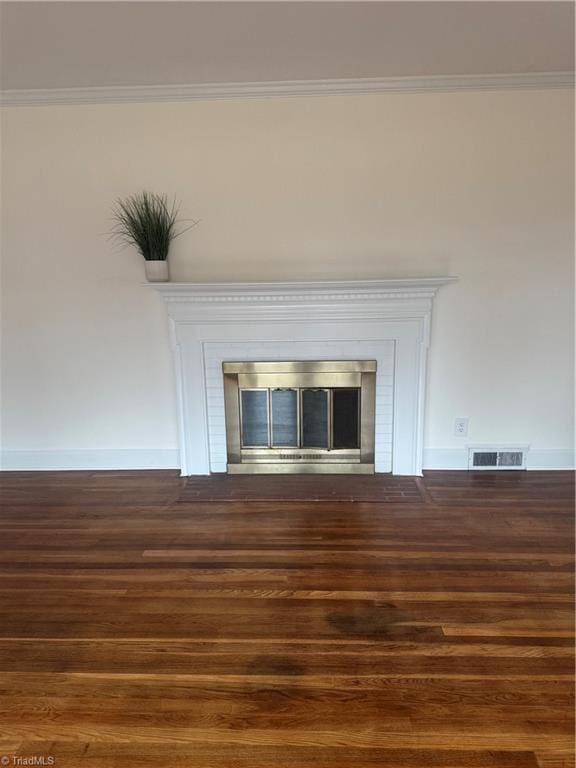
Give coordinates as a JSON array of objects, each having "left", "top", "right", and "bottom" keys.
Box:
[
  {"left": 150, "top": 277, "right": 457, "bottom": 475},
  {"left": 223, "top": 360, "right": 376, "bottom": 474}
]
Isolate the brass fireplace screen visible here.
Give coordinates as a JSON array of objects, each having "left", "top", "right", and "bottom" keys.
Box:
[{"left": 223, "top": 361, "right": 376, "bottom": 474}]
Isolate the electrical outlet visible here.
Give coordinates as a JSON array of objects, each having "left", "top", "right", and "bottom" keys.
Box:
[{"left": 454, "top": 418, "right": 469, "bottom": 437}]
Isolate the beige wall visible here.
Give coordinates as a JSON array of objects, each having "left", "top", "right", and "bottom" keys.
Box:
[{"left": 1, "top": 90, "right": 573, "bottom": 466}]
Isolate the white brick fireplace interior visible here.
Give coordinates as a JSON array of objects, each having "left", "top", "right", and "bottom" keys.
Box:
[{"left": 153, "top": 278, "right": 456, "bottom": 476}]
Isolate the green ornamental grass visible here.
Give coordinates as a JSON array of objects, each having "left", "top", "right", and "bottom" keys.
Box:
[{"left": 111, "top": 191, "right": 192, "bottom": 261}]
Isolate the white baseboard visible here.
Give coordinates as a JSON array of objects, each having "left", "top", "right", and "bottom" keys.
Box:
[
  {"left": 422, "top": 448, "right": 469, "bottom": 470},
  {"left": 1, "top": 447, "right": 573, "bottom": 473},
  {"left": 0, "top": 449, "right": 180, "bottom": 471},
  {"left": 423, "top": 447, "right": 575, "bottom": 471},
  {"left": 526, "top": 449, "right": 576, "bottom": 470}
]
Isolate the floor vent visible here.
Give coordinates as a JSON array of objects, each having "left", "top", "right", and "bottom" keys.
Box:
[
  {"left": 278, "top": 453, "right": 325, "bottom": 461},
  {"left": 468, "top": 446, "right": 528, "bottom": 470}
]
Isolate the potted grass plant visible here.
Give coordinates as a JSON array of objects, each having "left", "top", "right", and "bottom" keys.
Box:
[{"left": 111, "top": 191, "right": 192, "bottom": 282}]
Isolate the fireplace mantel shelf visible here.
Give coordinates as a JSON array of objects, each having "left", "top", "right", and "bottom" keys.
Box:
[{"left": 149, "top": 277, "right": 457, "bottom": 302}]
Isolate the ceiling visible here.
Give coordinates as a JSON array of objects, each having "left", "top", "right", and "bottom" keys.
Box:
[{"left": 1, "top": 1, "right": 574, "bottom": 91}]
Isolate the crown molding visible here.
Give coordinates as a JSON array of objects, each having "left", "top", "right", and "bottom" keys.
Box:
[{"left": 1, "top": 72, "right": 573, "bottom": 107}]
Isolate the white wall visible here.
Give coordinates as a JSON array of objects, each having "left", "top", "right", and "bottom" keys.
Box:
[{"left": 1, "top": 90, "right": 573, "bottom": 470}]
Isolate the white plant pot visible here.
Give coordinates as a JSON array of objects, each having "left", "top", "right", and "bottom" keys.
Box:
[{"left": 144, "top": 260, "right": 170, "bottom": 282}]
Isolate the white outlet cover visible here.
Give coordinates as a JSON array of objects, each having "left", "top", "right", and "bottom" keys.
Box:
[{"left": 454, "top": 417, "right": 469, "bottom": 437}]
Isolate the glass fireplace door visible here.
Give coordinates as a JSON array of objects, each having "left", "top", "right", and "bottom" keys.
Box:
[
  {"left": 240, "top": 389, "right": 269, "bottom": 447},
  {"left": 301, "top": 389, "right": 329, "bottom": 448},
  {"left": 239, "top": 387, "right": 360, "bottom": 451},
  {"left": 271, "top": 389, "right": 299, "bottom": 447}
]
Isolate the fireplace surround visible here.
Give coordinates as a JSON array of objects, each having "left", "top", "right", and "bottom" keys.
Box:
[{"left": 151, "top": 278, "right": 456, "bottom": 476}]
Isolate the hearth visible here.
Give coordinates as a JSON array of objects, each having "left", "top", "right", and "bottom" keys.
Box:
[{"left": 223, "top": 361, "right": 376, "bottom": 474}]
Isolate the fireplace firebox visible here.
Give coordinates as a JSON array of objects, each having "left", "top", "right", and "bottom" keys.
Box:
[{"left": 223, "top": 361, "right": 376, "bottom": 474}]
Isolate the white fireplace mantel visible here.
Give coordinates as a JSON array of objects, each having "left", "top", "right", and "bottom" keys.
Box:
[{"left": 151, "top": 277, "right": 457, "bottom": 476}]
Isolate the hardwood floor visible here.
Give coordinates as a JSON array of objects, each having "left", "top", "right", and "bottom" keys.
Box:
[{"left": 0, "top": 470, "right": 573, "bottom": 767}]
